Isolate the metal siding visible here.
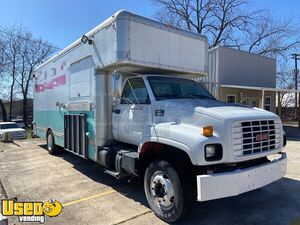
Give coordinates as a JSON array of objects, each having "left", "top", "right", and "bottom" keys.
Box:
[
  {"left": 200, "top": 47, "right": 218, "bottom": 84},
  {"left": 128, "top": 19, "right": 207, "bottom": 75},
  {"left": 196, "top": 47, "right": 219, "bottom": 97},
  {"left": 215, "top": 47, "right": 276, "bottom": 88},
  {"left": 35, "top": 11, "right": 208, "bottom": 76}
]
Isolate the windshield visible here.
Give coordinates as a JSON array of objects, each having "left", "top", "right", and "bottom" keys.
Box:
[
  {"left": 0, "top": 123, "right": 20, "bottom": 129},
  {"left": 148, "top": 76, "right": 215, "bottom": 101}
]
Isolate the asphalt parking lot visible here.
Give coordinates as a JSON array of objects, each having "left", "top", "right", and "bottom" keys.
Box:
[{"left": 0, "top": 125, "right": 300, "bottom": 225}]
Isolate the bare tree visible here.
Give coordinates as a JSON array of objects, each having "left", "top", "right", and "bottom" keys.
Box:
[
  {"left": 275, "top": 61, "right": 296, "bottom": 120},
  {"left": 153, "top": 0, "right": 263, "bottom": 46},
  {"left": 0, "top": 39, "right": 8, "bottom": 121},
  {"left": 16, "top": 32, "right": 54, "bottom": 126},
  {"left": 0, "top": 26, "right": 23, "bottom": 121},
  {"left": 0, "top": 25, "right": 55, "bottom": 125},
  {"left": 152, "top": 0, "right": 300, "bottom": 58},
  {"left": 244, "top": 14, "right": 300, "bottom": 59}
]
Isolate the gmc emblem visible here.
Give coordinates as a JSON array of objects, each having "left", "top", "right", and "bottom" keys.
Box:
[{"left": 256, "top": 133, "right": 270, "bottom": 141}]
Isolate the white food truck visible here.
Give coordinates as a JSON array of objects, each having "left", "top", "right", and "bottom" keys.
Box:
[{"left": 33, "top": 11, "right": 287, "bottom": 223}]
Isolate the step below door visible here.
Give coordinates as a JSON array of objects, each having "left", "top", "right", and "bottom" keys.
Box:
[{"left": 64, "top": 114, "right": 87, "bottom": 158}]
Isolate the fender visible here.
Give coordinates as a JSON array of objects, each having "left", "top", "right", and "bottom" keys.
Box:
[{"left": 138, "top": 136, "right": 197, "bottom": 165}]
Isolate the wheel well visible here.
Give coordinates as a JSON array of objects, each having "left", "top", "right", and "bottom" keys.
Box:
[{"left": 138, "top": 142, "right": 194, "bottom": 176}]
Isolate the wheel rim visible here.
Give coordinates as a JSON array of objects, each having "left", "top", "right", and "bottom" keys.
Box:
[
  {"left": 47, "top": 134, "right": 53, "bottom": 151},
  {"left": 150, "top": 172, "right": 175, "bottom": 209}
]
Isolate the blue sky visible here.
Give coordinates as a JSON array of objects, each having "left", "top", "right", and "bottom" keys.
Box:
[{"left": 0, "top": 0, "right": 299, "bottom": 49}]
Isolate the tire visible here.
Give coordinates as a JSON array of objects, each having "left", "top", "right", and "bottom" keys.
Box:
[
  {"left": 144, "top": 160, "right": 195, "bottom": 223},
  {"left": 46, "top": 131, "right": 59, "bottom": 155}
]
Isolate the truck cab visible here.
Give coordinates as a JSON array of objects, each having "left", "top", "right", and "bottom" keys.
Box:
[
  {"left": 108, "top": 73, "right": 287, "bottom": 222},
  {"left": 113, "top": 74, "right": 284, "bottom": 163}
]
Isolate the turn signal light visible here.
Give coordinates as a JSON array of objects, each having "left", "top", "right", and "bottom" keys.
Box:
[{"left": 203, "top": 126, "right": 213, "bottom": 137}]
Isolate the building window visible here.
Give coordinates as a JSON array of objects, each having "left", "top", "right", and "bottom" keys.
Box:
[
  {"left": 264, "top": 96, "right": 271, "bottom": 111},
  {"left": 241, "top": 97, "right": 251, "bottom": 106},
  {"left": 227, "top": 95, "right": 236, "bottom": 103}
]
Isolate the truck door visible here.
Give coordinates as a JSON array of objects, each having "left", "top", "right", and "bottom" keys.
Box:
[{"left": 112, "top": 78, "right": 152, "bottom": 145}]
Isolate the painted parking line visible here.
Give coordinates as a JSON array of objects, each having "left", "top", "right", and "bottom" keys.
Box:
[{"left": 62, "top": 189, "right": 117, "bottom": 207}]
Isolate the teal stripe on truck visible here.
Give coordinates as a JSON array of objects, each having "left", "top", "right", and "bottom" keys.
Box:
[{"left": 34, "top": 110, "right": 96, "bottom": 160}]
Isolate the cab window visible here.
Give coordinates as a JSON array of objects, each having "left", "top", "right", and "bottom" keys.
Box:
[{"left": 121, "top": 78, "right": 150, "bottom": 104}]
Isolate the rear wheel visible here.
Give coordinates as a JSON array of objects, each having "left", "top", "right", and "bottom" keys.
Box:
[
  {"left": 144, "top": 160, "right": 195, "bottom": 223},
  {"left": 46, "top": 131, "right": 59, "bottom": 154}
]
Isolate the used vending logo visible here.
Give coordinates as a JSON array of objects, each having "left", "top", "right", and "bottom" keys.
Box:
[{"left": 1, "top": 198, "right": 62, "bottom": 223}]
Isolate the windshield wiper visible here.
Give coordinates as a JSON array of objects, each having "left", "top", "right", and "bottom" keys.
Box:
[
  {"left": 157, "top": 94, "right": 179, "bottom": 100},
  {"left": 185, "top": 94, "right": 213, "bottom": 100}
]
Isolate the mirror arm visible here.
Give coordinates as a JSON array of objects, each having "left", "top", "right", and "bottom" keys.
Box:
[{"left": 127, "top": 78, "right": 140, "bottom": 107}]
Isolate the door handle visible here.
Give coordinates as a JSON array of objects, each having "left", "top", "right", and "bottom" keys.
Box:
[
  {"left": 131, "top": 105, "right": 142, "bottom": 110},
  {"left": 113, "top": 109, "right": 121, "bottom": 114}
]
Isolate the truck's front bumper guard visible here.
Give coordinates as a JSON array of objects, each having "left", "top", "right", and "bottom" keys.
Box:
[{"left": 196, "top": 152, "right": 287, "bottom": 202}]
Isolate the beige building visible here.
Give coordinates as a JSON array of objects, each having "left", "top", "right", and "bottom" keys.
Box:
[
  {"left": 199, "top": 46, "right": 278, "bottom": 114},
  {"left": 219, "top": 86, "right": 276, "bottom": 113}
]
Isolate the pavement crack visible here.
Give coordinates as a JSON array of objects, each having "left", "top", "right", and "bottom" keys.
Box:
[
  {"left": 0, "top": 178, "right": 8, "bottom": 198},
  {"left": 112, "top": 210, "right": 153, "bottom": 225}
]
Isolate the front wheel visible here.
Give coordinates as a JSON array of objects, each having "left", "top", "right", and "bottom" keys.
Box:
[{"left": 144, "top": 160, "right": 194, "bottom": 223}]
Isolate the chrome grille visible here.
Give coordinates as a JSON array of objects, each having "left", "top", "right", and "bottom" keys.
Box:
[{"left": 232, "top": 120, "right": 281, "bottom": 157}]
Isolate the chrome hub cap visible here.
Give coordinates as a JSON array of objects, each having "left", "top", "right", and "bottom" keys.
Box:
[{"left": 150, "top": 172, "right": 175, "bottom": 208}]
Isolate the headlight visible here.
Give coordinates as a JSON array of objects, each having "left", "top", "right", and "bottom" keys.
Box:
[{"left": 205, "top": 144, "right": 223, "bottom": 161}]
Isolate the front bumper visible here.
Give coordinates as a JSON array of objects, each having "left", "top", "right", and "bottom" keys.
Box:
[
  {"left": 0, "top": 131, "right": 26, "bottom": 140},
  {"left": 196, "top": 152, "right": 287, "bottom": 201}
]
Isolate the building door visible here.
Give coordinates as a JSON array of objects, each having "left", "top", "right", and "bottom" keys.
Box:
[
  {"left": 251, "top": 98, "right": 259, "bottom": 107},
  {"left": 264, "top": 96, "right": 271, "bottom": 111},
  {"left": 241, "top": 97, "right": 251, "bottom": 106},
  {"left": 241, "top": 97, "right": 259, "bottom": 108}
]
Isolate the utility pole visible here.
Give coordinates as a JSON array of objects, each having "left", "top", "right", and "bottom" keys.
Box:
[{"left": 291, "top": 53, "right": 300, "bottom": 128}]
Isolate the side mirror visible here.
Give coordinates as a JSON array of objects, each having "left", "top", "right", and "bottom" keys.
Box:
[{"left": 112, "top": 72, "right": 123, "bottom": 103}]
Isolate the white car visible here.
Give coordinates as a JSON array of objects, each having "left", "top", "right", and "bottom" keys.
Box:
[
  {"left": 11, "top": 119, "right": 26, "bottom": 129},
  {"left": 0, "top": 122, "right": 26, "bottom": 140}
]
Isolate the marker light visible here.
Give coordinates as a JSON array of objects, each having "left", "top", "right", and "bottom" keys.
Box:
[{"left": 203, "top": 126, "right": 213, "bottom": 137}]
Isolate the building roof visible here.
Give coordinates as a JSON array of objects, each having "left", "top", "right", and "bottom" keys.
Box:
[
  {"left": 209, "top": 46, "right": 275, "bottom": 61},
  {"left": 220, "top": 84, "right": 300, "bottom": 93}
]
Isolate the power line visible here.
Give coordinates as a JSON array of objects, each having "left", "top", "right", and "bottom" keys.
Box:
[{"left": 0, "top": 29, "right": 62, "bottom": 51}]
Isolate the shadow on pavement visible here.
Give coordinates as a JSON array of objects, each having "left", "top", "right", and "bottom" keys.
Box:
[
  {"left": 181, "top": 178, "right": 300, "bottom": 225},
  {"left": 283, "top": 125, "right": 300, "bottom": 142},
  {"left": 39, "top": 144, "right": 300, "bottom": 225}
]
